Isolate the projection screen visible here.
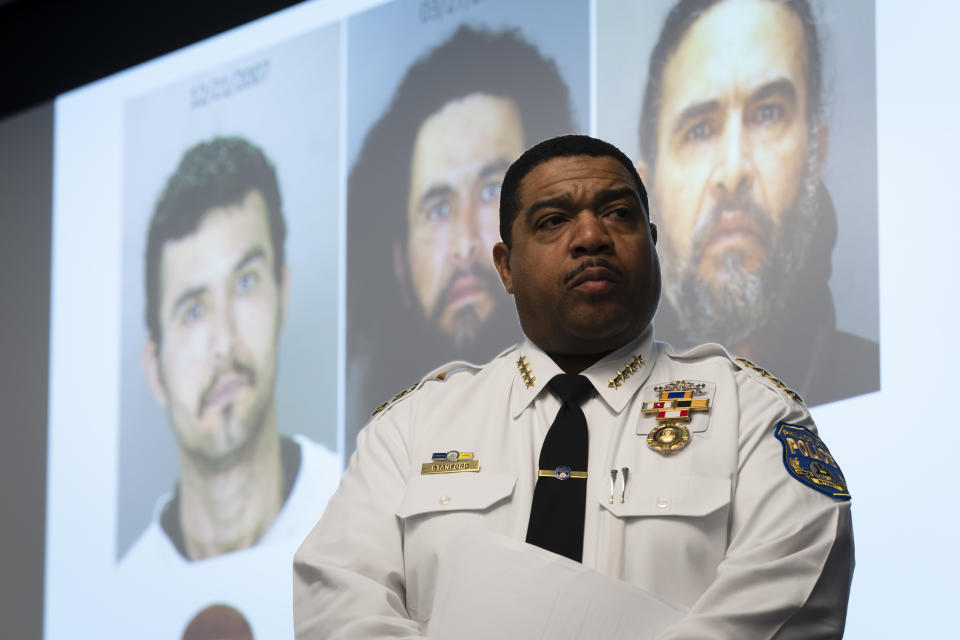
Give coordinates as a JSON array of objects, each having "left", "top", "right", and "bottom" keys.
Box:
[{"left": 35, "top": 0, "right": 957, "bottom": 637}]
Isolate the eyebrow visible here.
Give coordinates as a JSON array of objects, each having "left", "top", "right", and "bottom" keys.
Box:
[
  {"left": 416, "top": 184, "right": 454, "bottom": 209},
  {"left": 672, "top": 99, "right": 721, "bottom": 135},
  {"left": 477, "top": 157, "right": 512, "bottom": 182},
  {"left": 750, "top": 77, "right": 798, "bottom": 106},
  {"left": 415, "top": 157, "right": 513, "bottom": 209},
  {"left": 168, "top": 246, "right": 267, "bottom": 319},
  {"left": 234, "top": 246, "right": 266, "bottom": 274},
  {"left": 671, "top": 77, "right": 799, "bottom": 135},
  {"left": 524, "top": 187, "right": 641, "bottom": 220}
]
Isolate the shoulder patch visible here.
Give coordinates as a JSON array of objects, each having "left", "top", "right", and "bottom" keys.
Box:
[
  {"left": 774, "top": 422, "right": 850, "bottom": 500},
  {"left": 736, "top": 357, "right": 804, "bottom": 405}
]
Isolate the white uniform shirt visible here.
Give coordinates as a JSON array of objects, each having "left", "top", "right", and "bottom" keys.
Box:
[
  {"left": 294, "top": 328, "right": 853, "bottom": 638},
  {"left": 114, "top": 434, "right": 339, "bottom": 639}
]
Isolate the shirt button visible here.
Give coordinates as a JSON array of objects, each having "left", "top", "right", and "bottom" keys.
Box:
[
  {"left": 439, "top": 495, "right": 451, "bottom": 505},
  {"left": 656, "top": 497, "right": 670, "bottom": 509}
]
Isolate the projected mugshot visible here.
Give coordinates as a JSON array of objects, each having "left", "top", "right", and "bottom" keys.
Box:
[
  {"left": 405, "top": 92, "right": 522, "bottom": 350},
  {"left": 138, "top": 138, "right": 295, "bottom": 560},
  {"left": 101, "top": 26, "right": 342, "bottom": 640},
  {"left": 118, "top": 135, "right": 339, "bottom": 637},
  {"left": 630, "top": 0, "right": 879, "bottom": 406},
  {"left": 345, "top": 20, "right": 585, "bottom": 453}
]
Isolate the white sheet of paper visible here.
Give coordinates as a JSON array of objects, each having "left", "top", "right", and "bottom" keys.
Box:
[{"left": 428, "top": 531, "right": 686, "bottom": 639}]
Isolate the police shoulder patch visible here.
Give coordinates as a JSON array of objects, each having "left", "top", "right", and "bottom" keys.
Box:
[{"left": 774, "top": 422, "right": 850, "bottom": 500}]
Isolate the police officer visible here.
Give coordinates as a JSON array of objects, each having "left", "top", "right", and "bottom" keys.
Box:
[{"left": 294, "top": 135, "right": 853, "bottom": 638}]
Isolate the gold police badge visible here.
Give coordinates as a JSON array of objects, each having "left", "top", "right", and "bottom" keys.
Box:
[
  {"left": 641, "top": 380, "right": 712, "bottom": 454},
  {"left": 646, "top": 423, "right": 690, "bottom": 453}
]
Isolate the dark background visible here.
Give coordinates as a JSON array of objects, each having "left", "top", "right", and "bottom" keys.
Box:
[
  {"left": 0, "top": 1, "right": 305, "bottom": 637},
  {"left": 0, "top": 0, "right": 305, "bottom": 120}
]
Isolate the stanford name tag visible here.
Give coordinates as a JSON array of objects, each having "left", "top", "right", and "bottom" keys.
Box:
[{"left": 421, "top": 459, "right": 480, "bottom": 475}]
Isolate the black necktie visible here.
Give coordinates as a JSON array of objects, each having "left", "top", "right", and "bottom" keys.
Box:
[{"left": 525, "top": 373, "right": 593, "bottom": 562}]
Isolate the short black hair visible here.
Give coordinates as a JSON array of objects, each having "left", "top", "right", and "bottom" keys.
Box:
[
  {"left": 499, "top": 134, "right": 649, "bottom": 246},
  {"left": 144, "top": 136, "right": 286, "bottom": 345},
  {"left": 639, "top": 0, "right": 823, "bottom": 171}
]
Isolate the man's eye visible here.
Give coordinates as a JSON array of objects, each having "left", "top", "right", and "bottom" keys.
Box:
[
  {"left": 426, "top": 201, "right": 451, "bottom": 221},
  {"left": 685, "top": 121, "right": 713, "bottom": 141},
  {"left": 752, "top": 104, "right": 784, "bottom": 124},
  {"left": 236, "top": 271, "right": 259, "bottom": 294},
  {"left": 607, "top": 207, "right": 634, "bottom": 220},
  {"left": 480, "top": 182, "right": 502, "bottom": 202},
  {"left": 181, "top": 301, "right": 204, "bottom": 326},
  {"left": 538, "top": 214, "right": 566, "bottom": 229}
]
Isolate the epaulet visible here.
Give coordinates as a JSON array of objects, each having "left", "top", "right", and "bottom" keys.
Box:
[
  {"left": 664, "top": 341, "right": 730, "bottom": 361},
  {"left": 735, "top": 356, "right": 805, "bottom": 406},
  {"left": 370, "top": 359, "right": 482, "bottom": 418}
]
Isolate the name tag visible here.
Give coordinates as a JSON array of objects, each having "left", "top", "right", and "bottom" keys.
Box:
[{"left": 421, "top": 459, "right": 481, "bottom": 475}]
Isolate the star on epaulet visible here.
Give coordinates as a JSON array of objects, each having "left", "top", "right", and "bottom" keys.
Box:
[
  {"left": 608, "top": 354, "right": 644, "bottom": 389},
  {"left": 736, "top": 357, "right": 804, "bottom": 405}
]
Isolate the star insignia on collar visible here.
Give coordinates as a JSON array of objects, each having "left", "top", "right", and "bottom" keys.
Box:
[
  {"left": 608, "top": 354, "right": 644, "bottom": 389},
  {"left": 516, "top": 355, "right": 535, "bottom": 389}
]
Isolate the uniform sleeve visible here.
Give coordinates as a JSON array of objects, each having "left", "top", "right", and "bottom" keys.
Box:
[
  {"left": 657, "top": 372, "right": 854, "bottom": 640},
  {"left": 293, "top": 402, "right": 425, "bottom": 639}
]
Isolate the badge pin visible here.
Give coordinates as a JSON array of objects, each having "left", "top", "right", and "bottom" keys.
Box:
[
  {"left": 654, "top": 380, "right": 706, "bottom": 394},
  {"left": 646, "top": 423, "right": 691, "bottom": 454},
  {"left": 641, "top": 381, "right": 709, "bottom": 454},
  {"left": 642, "top": 380, "right": 710, "bottom": 421},
  {"left": 431, "top": 450, "right": 473, "bottom": 462}
]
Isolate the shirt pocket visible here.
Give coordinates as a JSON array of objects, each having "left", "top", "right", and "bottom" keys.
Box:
[
  {"left": 396, "top": 472, "right": 517, "bottom": 622},
  {"left": 598, "top": 474, "right": 731, "bottom": 607},
  {"left": 396, "top": 471, "right": 516, "bottom": 518}
]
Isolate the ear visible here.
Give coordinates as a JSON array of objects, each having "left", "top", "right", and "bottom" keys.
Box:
[
  {"left": 393, "top": 239, "right": 415, "bottom": 309},
  {"left": 492, "top": 241, "right": 514, "bottom": 294},
  {"left": 649, "top": 221, "right": 658, "bottom": 246},
  {"left": 142, "top": 339, "right": 168, "bottom": 406},
  {"left": 816, "top": 123, "right": 829, "bottom": 168}
]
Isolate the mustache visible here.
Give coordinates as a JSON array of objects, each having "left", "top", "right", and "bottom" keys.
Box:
[
  {"left": 689, "top": 192, "right": 776, "bottom": 263},
  {"left": 562, "top": 258, "right": 623, "bottom": 285},
  {"left": 197, "top": 359, "right": 256, "bottom": 415},
  {"left": 432, "top": 263, "right": 501, "bottom": 317}
]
